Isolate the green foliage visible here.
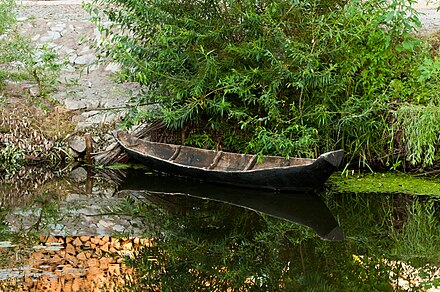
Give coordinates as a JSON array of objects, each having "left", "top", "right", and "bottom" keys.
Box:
[
  {"left": 0, "top": 37, "right": 66, "bottom": 98},
  {"left": 88, "top": 0, "right": 439, "bottom": 166},
  {"left": 248, "top": 124, "right": 318, "bottom": 159},
  {"left": 416, "top": 57, "right": 440, "bottom": 84},
  {"left": 0, "top": 1, "right": 65, "bottom": 99},
  {"left": 0, "top": 0, "right": 15, "bottom": 35},
  {"left": 0, "top": 0, "right": 16, "bottom": 87},
  {"left": 0, "top": 144, "right": 25, "bottom": 175},
  {"left": 184, "top": 133, "right": 216, "bottom": 149},
  {"left": 394, "top": 105, "right": 440, "bottom": 166}
]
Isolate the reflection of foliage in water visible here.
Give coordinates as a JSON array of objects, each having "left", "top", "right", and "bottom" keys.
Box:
[
  {"left": 392, "top": 200, "right": 440, "bottom": 264},
  {"left": 28, "top": 191, "right": 63, "bottom": 233},
  {"left": 324, "top": 193, "right": 440, "bottom": 290},
  {"left": 325, "top": 193, "right": 440, "bottom": 264},
  {"left": 0, "top": 167, "right": 60, "bottom": 242},
  {"left": 0, "top": 167, "right": 58, "bottom": 209},
  {"left": 0, "top": 190, "right": 63, "bottom": 244},
  {"left": 0, "top": 169, "right": 126, "bottom": 240},
  {"left": 124, "top": 199, "right": 312, "bottom": 291},
  {"left": 122, "top": 192, "right": 439, "bottom": 291},
  {"left": 0, "top": 167, "right": 87, "bottom": 241},
  {"left": 0, "top": 167, "right": 58, "bottom": 243}
]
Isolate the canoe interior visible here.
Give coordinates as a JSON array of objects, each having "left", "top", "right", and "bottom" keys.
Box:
[{"left": 121, "top": 133, "right": 315, "bottom": 171}]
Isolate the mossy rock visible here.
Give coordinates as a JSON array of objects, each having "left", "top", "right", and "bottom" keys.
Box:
[{"left": 328, "top": 172, "right": 440, "bottom": 197}]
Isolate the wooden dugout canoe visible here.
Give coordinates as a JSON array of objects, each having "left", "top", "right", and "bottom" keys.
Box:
[{"left": 115, "top": 131, "right": 343, "bottom": 192}]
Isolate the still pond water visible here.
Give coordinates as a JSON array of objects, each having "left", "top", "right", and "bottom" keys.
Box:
[{"left": 0, "top": 167, "right": 439, "bottom": 291}]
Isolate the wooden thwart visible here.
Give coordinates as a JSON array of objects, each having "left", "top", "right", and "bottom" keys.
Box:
[
  {"left": 244, "top": 155, "right": 257, "bottom": 171},
  {"left": 169, "top": 146, "right": 182, "bottom": 161},
  {"left": 208, "top": 151, "right": 223, "bottom": 170}
]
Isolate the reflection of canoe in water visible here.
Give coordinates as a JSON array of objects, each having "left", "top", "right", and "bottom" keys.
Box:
[
  {"left": 115, "top": 131, "right": 343, "bottom": 191},
  {"left": 118, "top": 172, "right": 344, "bottom": 241}
]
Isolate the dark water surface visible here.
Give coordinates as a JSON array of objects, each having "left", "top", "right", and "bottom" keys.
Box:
[{"left": 0, "top": 168, "right": 439, "bottom": 291}]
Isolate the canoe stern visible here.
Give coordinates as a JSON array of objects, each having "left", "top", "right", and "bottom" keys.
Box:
[{"left": 320, "top": 150, "right": 344, "bottom": 168}]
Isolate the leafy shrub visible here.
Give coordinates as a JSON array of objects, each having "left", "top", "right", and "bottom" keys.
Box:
[
  {"left": 0, "top": 144, "right": 25, "bottom": 175},
  {"left": 87, "top": 0, "right": 439, "bottom": 166},
  {"left": 0, "top": 0, "right": 16, "bottom": 86},
  {"left": 0, "top": 0, "right": 15, "bottom": 35},
  {"left": 0, "top": 1, "right": 65, "bottom": 99},
  {"left": 1, "top": 38, "right": 67, "bottom": 98},
  {"left": 394, "top": 105, "right": 440, "bottom": 166}
]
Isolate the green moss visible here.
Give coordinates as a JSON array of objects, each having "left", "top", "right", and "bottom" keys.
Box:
[{"left": 328, "top": 172, "right": 440, "bottom": 197}]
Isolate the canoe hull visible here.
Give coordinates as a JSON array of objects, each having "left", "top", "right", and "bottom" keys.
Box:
[
  {"left": 115, "top": 131, "right": 343, "bottom": 191},
  {"left": 123, "top": 146, "right": 340, "bottom": 191}
]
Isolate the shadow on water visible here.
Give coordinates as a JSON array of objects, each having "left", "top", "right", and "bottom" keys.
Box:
[
  {"left": 118, "top": 171, "right": 344, "bottom": 241},
  {"left": 0, "top": 167, "right": 438, "bottom": 291},
  {"left": 116, "top": 171, "right": 440, "bottom": 291}
]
